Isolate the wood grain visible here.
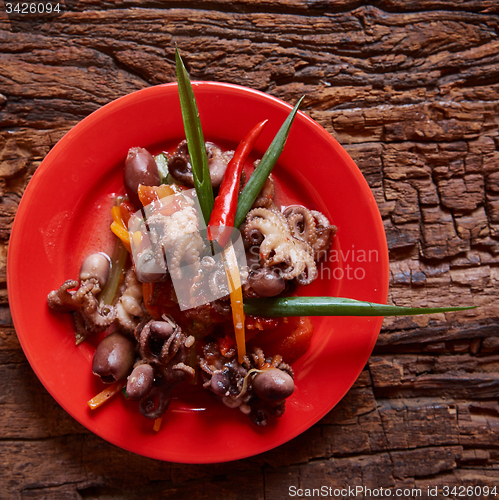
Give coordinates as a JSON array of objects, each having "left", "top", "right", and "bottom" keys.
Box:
[{"left": 1, "top": 1, "right": 499, "bottom": 498}]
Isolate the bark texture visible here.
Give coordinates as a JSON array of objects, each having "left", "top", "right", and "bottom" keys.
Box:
[{"left": 1, "top": 1, "right": 499, "bottom": 499}]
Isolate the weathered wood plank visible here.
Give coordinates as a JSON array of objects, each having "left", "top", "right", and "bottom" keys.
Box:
[{"left": 1, "top": 1, "right": 499, "bottom": 498}]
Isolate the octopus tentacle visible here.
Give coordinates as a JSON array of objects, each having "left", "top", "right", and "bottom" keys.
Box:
[
  {"left": 47, "top": 278, "right": 117, "bottom": 338},
  {"left": 159, "top": 328, "right": 184, "bottom": 365},
  {"left": 292, "top": 240, "right": 318, "bottom": 285},
  {"left": 246, "top": 207, "right": 288, "bottom": 231},
  {"left": 116, "top": 269, "right": 144, "bottom": 333},
  {"left": 168, "top": 233, "right": 203, "bottom": 280},
  {"left": 295, "top": 255, "right": 318, "bottom": 285},
  {"left": 310, "top": 210, "right": 337, "bottom": 261},
  {"left": 283, "top": 205, "right": 317, "bottom": 247},
  {"left": 135, "top": 318, "right": 195, "bottom": 419}
]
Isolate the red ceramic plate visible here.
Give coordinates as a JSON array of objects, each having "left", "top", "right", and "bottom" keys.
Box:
[{"left": 8, "top": 82, "right": 388, "bottom": 463}]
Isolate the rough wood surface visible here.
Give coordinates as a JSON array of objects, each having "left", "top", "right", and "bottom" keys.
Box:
[{"left": 1, "top": 1, "right": 499, "bottom": 499}]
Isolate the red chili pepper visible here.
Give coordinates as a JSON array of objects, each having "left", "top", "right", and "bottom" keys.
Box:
[
  {"left": 208, "top": 119, "right": 268, "bottom": 247},
  {"left": 218, "top": 332, "right": 235, "bottom": 357}
]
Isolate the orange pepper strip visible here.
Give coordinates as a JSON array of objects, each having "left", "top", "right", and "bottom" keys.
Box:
[
  {"left": 110, "top": 221, "right": 131, "bottom": 253},
  {"left": 221, "top": 243, "right": 246, "bottom": 363},
  {"left": 157, "top": 184, "right": 176, "bottom": 198},
  {"left": 111, "top": 205, "right": 122, "bottom": 224},
  {"left": 87, "top": 381, "right": 126, "bottom": 410},
  {"left": 110, "top": 206, "right": 132, "bottom": 252},
  {"left": 153, "top": 417, "right": 163, "bottom": 432},
  {"left": 119, "top": 200, "right": 135, "bottom": 226},
  {"left": 137, "top": 184, "right": 176, "bottom": 206}
]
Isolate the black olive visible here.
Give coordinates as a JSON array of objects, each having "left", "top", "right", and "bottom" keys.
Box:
[
  {"left": 92, "top": 332, "right": 135, "bottom": 383},
  {"left": 124, "top": 147, "right": 160, "bottom": 207},
  {"left": 253, "top": 368, "right": 295, "bottom": 401}
]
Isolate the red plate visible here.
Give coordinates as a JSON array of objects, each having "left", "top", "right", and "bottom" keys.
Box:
[{"left": 7, "top": 82, "right": 388, "bottom": 463}]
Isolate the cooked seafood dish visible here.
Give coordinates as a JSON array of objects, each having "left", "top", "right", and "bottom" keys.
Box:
[{"left": 47, "top": 135, "right": 336, "bottom": 428}]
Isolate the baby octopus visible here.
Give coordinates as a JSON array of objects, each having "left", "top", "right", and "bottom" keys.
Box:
[
  {"left": 47, "top": 253, "right": 117, "bottom": 343},
  {"left": 199, "top": 341, "right": 295, "bottom": 426},
  {"left": 244, "top": 207, "right": 318, "bottom": 285},
  {"left": 127, "top": 318, "right": 196, "bottom": 419}
]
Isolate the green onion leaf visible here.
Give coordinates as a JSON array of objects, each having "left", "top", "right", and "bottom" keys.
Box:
[
  {"left": 234, "top": 96, "right": 305, "bottom": 228},
  {"left": 175, "top": 47, "right": 214, "bottom": 225},
  {"left": 243, "top": 296, "right": 476, "bottom": 317}
]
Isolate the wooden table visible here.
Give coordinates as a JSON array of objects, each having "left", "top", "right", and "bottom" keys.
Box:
[{"left": 2, "top": 2, "right": 499, "bottom": 498}]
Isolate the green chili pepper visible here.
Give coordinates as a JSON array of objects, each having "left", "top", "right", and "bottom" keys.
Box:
[{"left": 243, "top": 296, "right": 476, "bottom": 317}]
